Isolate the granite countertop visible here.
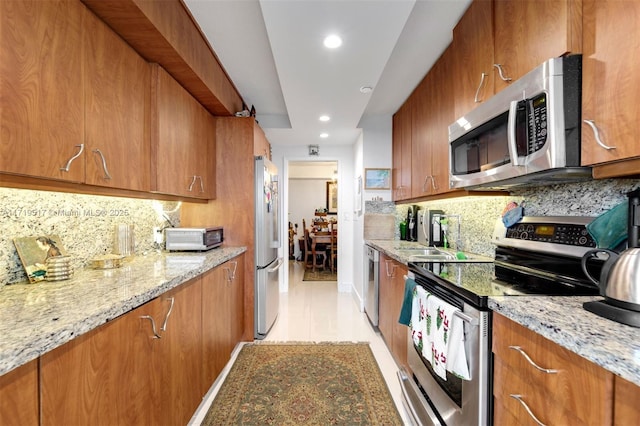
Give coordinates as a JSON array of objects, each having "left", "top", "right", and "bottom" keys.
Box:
[
  {"left": 0, "top": 247, "right": 246, "bottom": 377},
  {"left": 368, "top": 240, "right": 640, "bottom": 388}
]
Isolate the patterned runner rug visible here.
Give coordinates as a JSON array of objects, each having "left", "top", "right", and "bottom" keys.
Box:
[
  {"left": 202, "top": 342, "right": 403, "bottom": 425},
  {"left": 302, "top": 268, "right": 337, "bottom": 281}
]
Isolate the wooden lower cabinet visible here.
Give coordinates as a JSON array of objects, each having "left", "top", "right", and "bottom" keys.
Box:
[
  {"left": 493, "top": 313, "right": 614, "bottom": 426},
  {"left": 614, "top": 375, "right": 640, "bottom": 425},
  {"left": 0, "top": 360, "right": 38, "bottom": 426},
  {"left": 378, "top": 254, "right": 408, "bottom": 368},
  {"left": 202, "top": 255, "right": 245, "bottom": 391},
  {"left": 40, "top": 277, "right": 203, "bottom": 425}
]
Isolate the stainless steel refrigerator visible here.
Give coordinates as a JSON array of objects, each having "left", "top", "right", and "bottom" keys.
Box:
[{"left": 254, "top": 156, "right": 283, "bottom": 339}]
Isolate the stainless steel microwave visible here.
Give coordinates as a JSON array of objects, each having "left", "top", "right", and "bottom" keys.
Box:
[
  {"left": 165, "top": 227, "right": 223, "bottom": 251},
  {"left": 448, "top": 55, "right": 592, "bottom": 190}
]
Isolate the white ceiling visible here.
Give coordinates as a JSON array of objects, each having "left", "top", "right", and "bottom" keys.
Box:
[{"left": 184, "top": 0, "right": 472, "bottom": 147}]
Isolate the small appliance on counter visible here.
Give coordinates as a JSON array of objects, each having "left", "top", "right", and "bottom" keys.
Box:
[
  {"left": 582, "top": 189, "right": 640, "bottom": 327},
  {"left": 417, "top": 209, "right": 444, "bottom": 247},
  {"left": 165, "top": 227, "right": 223, "bottom": 251},
  {"left": 406, "top": 205, "right": 419, "bottom": 241}
]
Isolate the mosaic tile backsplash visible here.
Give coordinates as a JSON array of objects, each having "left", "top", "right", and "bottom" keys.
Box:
[
  {"left": 389, "top": 178, "right": 640, "bottom": 258},
  {"left": 0, "top": 188, "right": 181, "bottom": 286}
]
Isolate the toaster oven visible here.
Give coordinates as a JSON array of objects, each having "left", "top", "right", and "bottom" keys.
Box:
[{"left": 165, "top": 227, "right": 223, "bottom": 251}]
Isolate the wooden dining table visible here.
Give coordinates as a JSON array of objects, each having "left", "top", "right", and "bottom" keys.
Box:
[{"left": 309, "top": 230, "right": 333, "bottom": 272}]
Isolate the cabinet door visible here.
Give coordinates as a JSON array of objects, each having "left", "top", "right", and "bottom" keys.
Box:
[
  {"left": 411, "top": 77, "right": 432, "bottom": 198},
  {"left": 0, "top": 360, "right": 38, "bottom": 426},
  {"left": 391, "top": 261, "right": 408, "bottom": 368},
  {"left": 581, "top": 0, "right": 640, "bottom": 170},
  {"left": 378, "top": 254, "right": 394, "bottom": 345},
  {"left": 84, "top": 10, "right": 151, "bottom": 191},
  {"left": 452, "top": 0, "right": 494, "bottom": 119},
  {"left": 40, "top": 297, "right": 163, "bottom": 425},
  {"left": 392, "top": 100, "right": 413, "bottom": 201},
  {"left": 152, "top": 64, "right": 213, "bottom": 199},
  {"left": 614, "top": 375, "right": 640, "bottom": 425},
  {"left": 254, "top": 123, "right": 271, "bottom": 159},
  {"left": 0, "top": 0, "right": 85, "bottom": 182},
  {"left": 202, "top": 264, "right": 230, "bottom": 390},
  {"left": 494, "top": 0, "right": 582, "bottom": 93},
  {"left": 153, "top": 278, "right": 203, "bottom": 425}
]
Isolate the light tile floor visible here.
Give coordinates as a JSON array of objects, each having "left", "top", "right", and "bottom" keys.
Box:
[{"left": 191, "top": 260, "right": 410, "bottom": 425}]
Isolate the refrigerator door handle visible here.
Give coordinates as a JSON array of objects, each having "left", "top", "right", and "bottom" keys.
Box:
[{"left": 267, "top": 257, "right": 284, "bottom": 273}]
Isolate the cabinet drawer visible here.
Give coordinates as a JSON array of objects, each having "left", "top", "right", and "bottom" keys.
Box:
[{"left": 492, "top": 313, "right": 613, "bottom": 425}]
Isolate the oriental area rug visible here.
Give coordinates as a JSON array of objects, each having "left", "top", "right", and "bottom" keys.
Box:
[
  {"left": 202, "top": 342, "right": 403, "bottom": 426},
  {"left": 302, "top": 268, "right": 337, "bottom": 282}
]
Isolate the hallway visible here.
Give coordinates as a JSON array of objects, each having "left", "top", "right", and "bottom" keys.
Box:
[{"left": 191, "top": 260, "right": 410, "bottom": 424}]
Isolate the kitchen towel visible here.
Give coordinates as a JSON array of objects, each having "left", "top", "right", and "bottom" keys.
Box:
[
  {"left": 425, "top": 295, "right": 470, "bottom": 381},
  {"left": 411, "top": 285, "right": 430, "bottom": 354},
  {"left": 398, "top": 276, "right": 417, "bottom": 326},
  {"left": 587, "top": 200, "right": 628, "bottom": 249}
]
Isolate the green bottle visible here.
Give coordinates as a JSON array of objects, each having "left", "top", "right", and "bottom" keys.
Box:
[{"left": 399, "top": 221, "right": 407, "bottom": 240}]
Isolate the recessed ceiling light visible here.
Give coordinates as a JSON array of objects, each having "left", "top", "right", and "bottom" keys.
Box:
[
  {"left": 360, "top": 86, "right": 373, "bottom": 94},
  {"left": 320, "top": 133, "right": 329, "bottom": 138},
  {"left": 319, "top": 115, "right": 330, "bottom": 122},
  {"left": 323, "top": 35, "right": 342, "bottom": 49}
]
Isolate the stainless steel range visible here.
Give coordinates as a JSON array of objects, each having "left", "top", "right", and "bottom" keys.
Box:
[{"left": 398, "top": 216, "right": 601, "bottom": 426}]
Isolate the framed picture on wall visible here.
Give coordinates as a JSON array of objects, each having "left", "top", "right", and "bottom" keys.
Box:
[
  {"left": 326, "top": 181, "right": 338, "bottom": 214},
  {"left": 364, "top": 168, "right": 390, "bottom": 190}
]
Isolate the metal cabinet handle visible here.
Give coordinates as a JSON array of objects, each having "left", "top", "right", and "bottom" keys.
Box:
[
  {"left": 385, "top": 260, "right": 397, "bottom": 277},
  {"left": 430, "top": 175, "right": 438, "bottom": 191},
  {"left": 584, "top": 119, "right": 616, "bottom": 150},
  {"left": 509, "top": 346, "right": 559, "bottom": 373},
  {"left": 160, "top": 297, "right": 175, "bottom": 332},
  {"left": 510, "top": 394, "right": 547, "bottom": 426},
  {"left": 474, "top": 72, "right": 487, "bottom": 103},
  {"left": 198, "top": 176, "right": 205, "bottom": 193},
  {"left": 493, "top": 63, "right": 512, "bottom": 82},
  {"left": 92, "top": 149, "right": 112, "bottom": 180},
  {"left": 188, "top": 175, "right": 197, "bottom": 192},
  {"left": 60, "top": 143, "right": 84, "bottom": 172},
  {"left": 140, "top": 315, "right": 162, "bottom": 339},
  {"left": 224, "top": 261, "right": 238, "bottom": 282}
]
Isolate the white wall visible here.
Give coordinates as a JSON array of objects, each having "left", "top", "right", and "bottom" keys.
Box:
[{"left": 271, "top": 143, "right": 356, "bottom": 294}]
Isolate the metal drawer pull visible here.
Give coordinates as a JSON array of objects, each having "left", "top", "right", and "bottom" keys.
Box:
[
  {"left": 92, "top": 149, "right": 112, "bottom": 180},
  {"left": 140, "top": 315, "right": 162, "bottom": 339},
  {"left": 493, "top": 63, "right": 512, "bottom": 82},
  {"left": 160, "top": 297, "right": 175, "bottom": 332},
  {"left": 474, "top": 72, "right": 487, "bottom": 103},
  {"left": 509, "top": 346, "right": 559, "bottom": 373},
  {"left": 60, "top": 143, "right": 84, "bottom": 172},
  {"left": 583, "top": 119, "right": 616, "bottom": 150},
  {"left": 510, "top": 394, "right": 546, "bottom": 426},
  {"left": 198, "top": 176, "right": 204, "bottom": 193}
]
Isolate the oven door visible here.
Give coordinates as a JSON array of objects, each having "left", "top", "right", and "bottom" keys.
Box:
[{"left": 400, "top": 295, "right": 492, "bottom": 425}]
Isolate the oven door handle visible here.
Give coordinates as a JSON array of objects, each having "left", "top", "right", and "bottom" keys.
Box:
[
  {"left": 397, "top": 368, "right": 443, "bottom": 426},
  {"left": 454, "top": 311, "right": 479, "bottom": 327}
]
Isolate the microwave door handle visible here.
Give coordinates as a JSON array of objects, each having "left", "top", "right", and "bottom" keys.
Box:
[{"left": 507, "top": 100, "right": 524, "bottom": 166}]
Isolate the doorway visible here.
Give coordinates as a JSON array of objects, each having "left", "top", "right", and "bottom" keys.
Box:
[{"left": 287, "top": 160, "right": 338, "bottom": 278}]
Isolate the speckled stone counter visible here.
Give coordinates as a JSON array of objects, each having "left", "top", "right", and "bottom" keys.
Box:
[
  {"left": 489, "top": 296, "right": 640, "bottom": 387},
  {"left": 0, "top": 247, "right": 246, "bottom": 377}
]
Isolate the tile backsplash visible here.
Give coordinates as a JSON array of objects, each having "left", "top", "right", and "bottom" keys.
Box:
[
  {"left": 0, "top": 188, "right": 181, "bottom": 286},
  {"left": 387, "top": 178, "right": 639, "bottom": 257}
]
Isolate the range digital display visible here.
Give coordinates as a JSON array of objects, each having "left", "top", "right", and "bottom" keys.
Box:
[{"left": 535, "top": 225, "right": 555, "bottom": 236}]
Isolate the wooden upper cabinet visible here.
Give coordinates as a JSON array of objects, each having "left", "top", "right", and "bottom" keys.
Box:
[
  {"left": 151, "top": 64, "right": 215, "bottom": 199},
  {"left": 0, "top": 0, "right": 85, "bottom": 182},
  {"left": 581, "top": 0, "right": 640, "bottom": 176},
  {"left": 493, "top": 0, "right": 583, "bottom": 94},
  {"left": 392, "top": 98, "right": 413, "bottom": 201},
  {"left": 452, "top": 0, "right": 494, "bottom": 119},
  {"left": 84, "top": 10, "right": 151, "bottom": 191},
  {"left": 254, "top": 123, "right": 271, "bottom": 159},
  {"left": 411, "top": 45, "right": 455, "bottom": 198}
]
